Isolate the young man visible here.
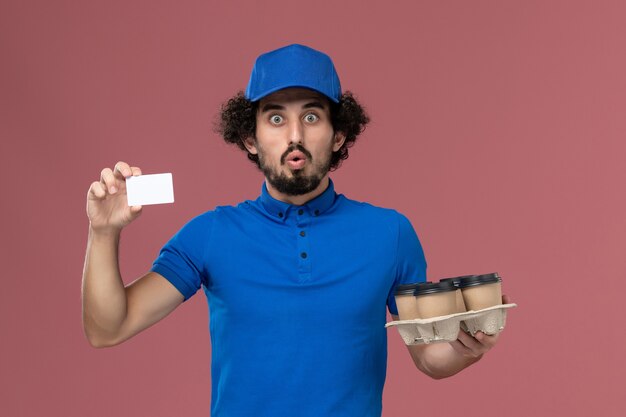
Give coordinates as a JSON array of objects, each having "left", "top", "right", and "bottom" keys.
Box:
[{"left": 83, "top": 44, "right": 507, "bottom": 417}]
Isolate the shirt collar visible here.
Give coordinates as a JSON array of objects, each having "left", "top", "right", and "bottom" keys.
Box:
[{"left": 258, "top": 179, "right": 337, "bottom": 221}]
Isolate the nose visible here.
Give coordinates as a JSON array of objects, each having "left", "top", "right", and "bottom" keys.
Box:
[{"left": 287, "top": 118, "right": 304, "bottom": 145}]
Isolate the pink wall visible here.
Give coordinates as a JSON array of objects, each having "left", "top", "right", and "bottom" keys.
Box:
[{"left": 1, "top": 1, "right": 624, "bottom": 415}]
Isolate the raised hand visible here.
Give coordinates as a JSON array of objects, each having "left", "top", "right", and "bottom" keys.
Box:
[{"left": 87, "top": 161, "right": 143, "bottom": 233}]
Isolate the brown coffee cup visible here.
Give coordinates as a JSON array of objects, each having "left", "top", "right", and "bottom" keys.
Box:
[
  {"left": 459, "top": 273, "right": 502, "bottom": 311},
  {"left": 413, "top": 281, "right": 458, "bottom": 319},
  {"left": 394, "top": 283, "right": 422, "bottom": 320},
  {"left": 439, "top": 276, "right": 473, "bottom": 313}
]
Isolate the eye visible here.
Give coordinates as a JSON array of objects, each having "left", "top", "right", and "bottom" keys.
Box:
[
  {"left": 304, "top": 113, "right": 319, "bottom": 123},
  {"left": 270, "top": 115, "right": 283, "bottom": 125}
]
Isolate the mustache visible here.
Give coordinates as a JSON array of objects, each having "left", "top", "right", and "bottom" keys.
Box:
[{"left": 280, "top": 144, "right": 313, "bottom": 165}]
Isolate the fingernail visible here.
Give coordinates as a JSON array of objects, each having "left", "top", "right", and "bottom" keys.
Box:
[{"left": 110, "top": 186, "right": 117, "bottom": 193}]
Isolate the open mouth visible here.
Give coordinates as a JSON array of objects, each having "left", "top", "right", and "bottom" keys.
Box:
[{"left": 285, "top": 151, "right": 307, "bottom": 169}]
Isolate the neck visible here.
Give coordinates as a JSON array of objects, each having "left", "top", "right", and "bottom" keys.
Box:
[{"left": 265, "top": 176, "right": 330, "bottom": 206}]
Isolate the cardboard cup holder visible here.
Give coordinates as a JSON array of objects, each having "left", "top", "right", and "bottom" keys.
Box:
[{"left": 386, "top": 303, "right": 517, "bottom": 345}]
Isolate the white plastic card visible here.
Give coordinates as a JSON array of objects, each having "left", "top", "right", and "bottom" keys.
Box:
[{"left": 126, "top": 173, "right": 174, "bottom": 206}]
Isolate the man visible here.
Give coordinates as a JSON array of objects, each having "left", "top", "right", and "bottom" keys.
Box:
[{"left": 83, "top": 44, "right": 507, "bottom": 417}]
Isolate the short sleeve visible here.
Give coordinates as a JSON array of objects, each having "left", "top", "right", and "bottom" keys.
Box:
[
  {"left": 387, "top": 212, "right": 427, "bottom": 315},
  {"left": 150, "top": 213, "right": 213, "bottom": 302}
]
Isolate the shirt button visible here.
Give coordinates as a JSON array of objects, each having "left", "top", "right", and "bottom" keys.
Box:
[
  {"left": 278, "top": 212, "right": 284, "bottom": 218},
  {"left": 314, "top": 210, "right": 320, "bottom": 216},
  {"left": 298, "top": 209, "right": 304, "bottom": 215},
  {"left": 300, "top": 252, "right": 308, "bottom": 259},
  {"left": 299, "top": 230, "right": 306, "bottom": 237}
]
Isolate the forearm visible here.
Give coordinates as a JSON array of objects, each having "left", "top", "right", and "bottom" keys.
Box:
[
  {"left": 408, "top": 343, "right": 482, "bottom": 379},
  {"left": 81, "top": 227, "right": 127, "bottom": 347}
]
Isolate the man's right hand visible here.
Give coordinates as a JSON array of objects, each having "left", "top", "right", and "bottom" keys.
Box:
[{"left": 87, "top": 161, "right": 143, "bottom": 233}]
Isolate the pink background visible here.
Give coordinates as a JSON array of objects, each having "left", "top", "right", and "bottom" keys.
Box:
[{"left": 1, "top": 1, "right": 624, "bottom": 415}]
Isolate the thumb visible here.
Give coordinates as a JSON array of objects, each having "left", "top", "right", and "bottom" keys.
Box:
[{"left": 130, "top": 205, "right": 143, "bottom": 216}]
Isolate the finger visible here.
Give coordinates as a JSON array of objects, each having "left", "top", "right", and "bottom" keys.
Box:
[
  {"left": 475, "top": 331, "right": 500, "bottom": 349},
  {"left": 130, "top": 166, "right": 142, "bottom": 176},
  {"left": 457, "top": 329, "right": 485, "bottom": 354},
  {"left": 113, "top": 161, "right": 133, "bottom": 179},
  {"left": 88, "top": 181, "right": 106, "bottom": 199},
  {"left": 449, "top": 339, "right": 473, "bottom": 356},
  {"left": 128, "top": 205, "right": 143, "bottom": 222},
  {"left": 100, "top": 168, "right": 118, "bottom": 194}
]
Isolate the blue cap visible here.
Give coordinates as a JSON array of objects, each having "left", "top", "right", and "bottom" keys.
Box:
[{"left": 245, "top": 44, "right": 342, "bottom": 103}]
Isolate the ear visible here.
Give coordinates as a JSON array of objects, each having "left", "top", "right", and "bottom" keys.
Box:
[
  {"left": 243, "top": 137, "right": 258, "bottom": 155},
  {"left": 332, "top": 131, "right": 346, "bottom": 152}
]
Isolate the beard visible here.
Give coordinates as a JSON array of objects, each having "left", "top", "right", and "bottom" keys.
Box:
[{"left": 258, "top": 143, "right": 333, "bottom": 196}]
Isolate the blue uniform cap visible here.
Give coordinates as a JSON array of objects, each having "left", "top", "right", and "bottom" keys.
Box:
[{"left": 245, "top": 44, "right": 342, "bottom": 103}]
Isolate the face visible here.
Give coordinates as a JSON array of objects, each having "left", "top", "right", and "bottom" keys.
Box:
[{"left": 244, "top": 88, "right": 345, "bottom": 196}]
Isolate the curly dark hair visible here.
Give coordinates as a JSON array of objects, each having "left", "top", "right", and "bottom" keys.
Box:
[{"left": 215, "top": 91, "right": 370, "bottom": 171}]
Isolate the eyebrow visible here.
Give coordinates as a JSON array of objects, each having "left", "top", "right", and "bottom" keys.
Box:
[{"left": 260, "top": 100, "right": 327, "bottom": 113}]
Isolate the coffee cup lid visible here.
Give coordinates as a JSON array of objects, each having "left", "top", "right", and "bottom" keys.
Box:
[
  {"left": 475, "top": 273, "right": 501, "bottom": 281},
  {"left": 414, "top": 280, "right": 457, "bottom": 296},
  {"left": 395, "top": 282, "right": 424, "bottom": 296},
  {"left": 440, "top": 275, "right": 476, "bottom": 286},
  {"left": 458, "top": 273, "right": 501, "bottom": 288}
]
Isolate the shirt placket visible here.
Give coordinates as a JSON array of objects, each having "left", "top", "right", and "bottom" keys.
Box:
[{"left": 295, "top": 207, "right": 311, "bottom": 282}]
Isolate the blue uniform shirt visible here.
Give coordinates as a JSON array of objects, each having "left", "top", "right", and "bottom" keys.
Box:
[{"left": 151, "top": 179, "right": 427, "bottom": 417}]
